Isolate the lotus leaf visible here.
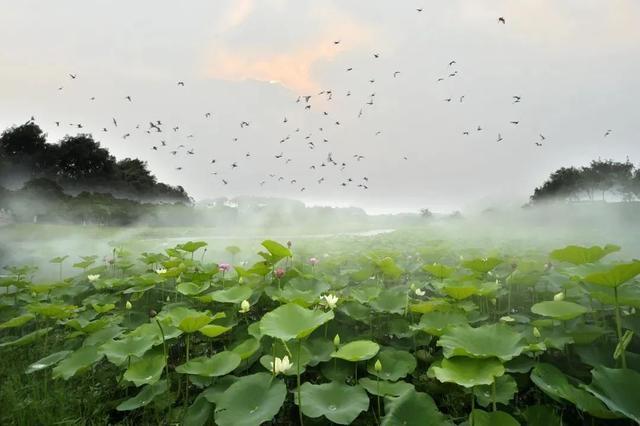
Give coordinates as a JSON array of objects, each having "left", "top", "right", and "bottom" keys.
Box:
[
  {"left": 584, "top": 366, "right": 640, "bottom": 422},
  {"left": 531, "top": 300, "right": 588, "bottom": 320},
  {"left": 382, "top": 389, "right": 451, "bottom": 426},
  {"left": 176, "top": 351, "right": 241, "bottom": 377},
  {"left": 428, "top": 357, "right": 504, "bottom": 388},
  {"left": 470, "top": 409, "right": 520, "bottom": 426},
  {"left": 26, "top": 350, "right": 72, "bottom": 374},
  {"left": 123, "top": 352, "right": 166, "bottom": 386},
  {"left": 358, "top": 377, "right": 415, "bottom": 397},
  {"left": 584, "top": 261, "right": 640, "bottom": 288},
  {"left": 260, "top": 303, "right": 334, "bottom": 341},
  {"left": 116, "top": 380, "right": 168, "bottom": 411},
  {"left": 214, "top": 373, "right": 286, "bottom": 426},
  {"left": 332, "top": 340, "right": 380, "bottom": 362},
  {"left": 52, "top": 346, "right": 103, "bottom": 380},
  {"left": 473, "top": 374, "right": 518, "bottom": 407},
  {"left": 550, "top": 244, "right": 620, "bottom": 265},
  {"left": 295, "top": 381, "right": 369, "bottom": 424},
  {"left": 437, "top": 323, "right": 526, "bottom": 361},
  {"left": 366, "top": 347, "right": 416, "bottom": 381}
]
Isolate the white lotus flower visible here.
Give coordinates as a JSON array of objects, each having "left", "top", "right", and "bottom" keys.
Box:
[
  {"left": 500, "top": 315, "right": 515, "bottom": 322},
  {"left": 87, "top": 274, "right": 100, "bottom": 282},
  {"left": 125, "top": 301, "right": 132, "bottom": 310},
  {"left": 414, "top": 288, "right": 426, "bottom": 297},
  {"left": 321, "top": 294, "right": 339, "bottom": 310},
  {"left": 269, "top": 355, "right": 293, "bottom": 375},
  {"left": 239, "top": 299, "right": 250, "bottom": 314},
  {"left": 155, "top": 267, "right": 167, "bottom": 275},
  {"left": 553, "top": 292, "right": 565, "bottom": 301}
]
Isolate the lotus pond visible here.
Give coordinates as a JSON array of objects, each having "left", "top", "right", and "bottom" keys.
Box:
[{"left": 1, "top": 236, "right": 640, "bottom": 425}]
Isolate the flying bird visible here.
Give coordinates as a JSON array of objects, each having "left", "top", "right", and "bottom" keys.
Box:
[
  {"left": 604, "top": 129, "right": 612, "bottom": 137},
  {"left": 498, "top": 17, "right": 506, "bottom": 24}
]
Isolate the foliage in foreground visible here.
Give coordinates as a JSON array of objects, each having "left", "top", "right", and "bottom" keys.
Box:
[{"left": 1, "top": 236, "right": 640, "bottom": 425}]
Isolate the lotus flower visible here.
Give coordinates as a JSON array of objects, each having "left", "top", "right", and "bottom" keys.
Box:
[
  {"left": 333, "top": 334, "right": 341, "bottom": 347},
  {"left": 553, "top": 292, "right": 565, "bottom": 301},
  {"left": 321, "top": 294, "right": 339, "bottom": 309},
  {"left": 274, "top": 268, "right": 286, "bottom": 279},
  {"left": 239, "top": 299, "right": 250, "bottom": 313},
  {"left": 269, "top": 355, "right": 293, "bottom": 375},
  {"left": 125, "top": 301, "right": 132, "bottom": 310},
  {"left": 155, "top": 267, "right": 167, "bottom": 275},
  {"left": 414, "top": 288, "right": 426, "bottom": 296},
  {"left": 309, "top": 257, "right": 319, "bottom": 266},
  {"left": 374, "top": 359, "right": 383, "bottom": 372},
  {"left": 87, "top": 274, "right": 100, "bottom": 282},
  {"left": 218, "top": 263, "right": 231, "bottom": 273}
]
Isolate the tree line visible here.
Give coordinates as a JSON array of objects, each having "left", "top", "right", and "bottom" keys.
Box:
[
  {"left": 530, "top": 159, "right": 640, "bottom": 203},
  {"left": 0, "top": 122, "right": 189, "bottom": 202}
]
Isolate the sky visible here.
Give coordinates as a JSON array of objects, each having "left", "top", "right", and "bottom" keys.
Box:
[{"left": 1, "top": 0, "right": 639, "bottom": 214}]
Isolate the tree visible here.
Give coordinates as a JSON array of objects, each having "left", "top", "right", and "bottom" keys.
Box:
[{"left": 420, "top": 208, "right": 433, "bottom": 218}]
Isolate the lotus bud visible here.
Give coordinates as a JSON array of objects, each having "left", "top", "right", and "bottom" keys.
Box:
[
  {"left": 287, "top": 240, "right": 292, "bottom": 248},
  {"left": 553, "top": 292, "right": 565, "bottom": 301},
  {"left": 239, "top": 299, "right": 250, "bottom": 313},
  {"left": 125, "top": 301, "right": 132, "bottom": 310},
  {"left": 274, "top": 268, "right": 285, "bottom": 279},
  {"left": 374, "top": 359, "right": 382, "bottom": 373},
  {"left": 533, "top": 327, "right": 541, "bottom": 338},
  {"left": 149, "top": 309, "right": 157, "bottom": 318},
  {"left": 166, "top": 295, "right": 170, "bottom": 302},
  {"left": 333, "top": 334, "right": 340, "bottom": 348},
  {"left": 87, "top": 274, "right": 100, "bottom": 282}
]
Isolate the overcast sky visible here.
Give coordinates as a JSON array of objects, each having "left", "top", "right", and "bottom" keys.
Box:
[{"left": 1, "top": 0, "right": 639, "bottom": 214}]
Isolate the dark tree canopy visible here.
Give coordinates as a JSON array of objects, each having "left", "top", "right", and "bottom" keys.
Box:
[
  {"left": 531, "top": 159, "right": 639, "bottom": 203},
  {"left": 0, "top": 122, "right": 189, "bottom": 202}
]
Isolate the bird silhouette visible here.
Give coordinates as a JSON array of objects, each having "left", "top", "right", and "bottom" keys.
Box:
[{"left": 498, "top": 17, "right": 506, "bottom": 24}]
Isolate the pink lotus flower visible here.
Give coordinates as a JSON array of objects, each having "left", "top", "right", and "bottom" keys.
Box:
[
  {"left": 309, "top": 257, "right": 319, "bottom": 266},
  {"left": 218, "top": 263, "right": 231, "bottom": 273},
  {"left": 274, "top": 268, "right": 286, "bottom": 279}
]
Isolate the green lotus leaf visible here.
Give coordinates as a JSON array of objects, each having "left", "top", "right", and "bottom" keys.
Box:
[
  {"left": 261, "top": 240, "right": 292, "bottom": 262},
  {"left": 28, "top": 302, "right": 77, "bottom": 319},
  {"left": 321, "top": 358, "right": 355, "bottom": 382},
  {"left": 183, "top": 393, "right": 213, "bottom": 426},
  {"left": 200, "top": 286, "right": 252, "bottom": 304},
  {"left": 231, "top": 337, "right": 260, "bottom": 360},
  {"left": 370, "top": 287, "right": 407, "bottom": 314},
  {"left": 442, "top": 282, "right": 479, "bottom": 300},
  {"left": 438, "top": 324, "right": 526, "bottom": 361},
  {"left": 52, "top": 346, "right": 103, "bottom": 380},
  {"left": 177, "top": 241, "right": 208, "bottom": 253},
  {"left": 332, "top": 340, "right": 380, "bottom": 362},
  {"left": 462, "top": 257, "right": 502, "bottom": 273},
  {"left": 272, "top": 278, "right": 330, "bottom": 306},
  {"left": 349, "top": 282, "right": 382, "bottom": 303},
  {"left": 531, "top": 301, "right": 588, "bottom": 320},
  {"left": 123, "top": 352, "right": 166, "bottom": 386},
  {"left": 584, "top": 262, "right": 640, "bottom": 288},
  {"left": 414, "top": 311, "right": 468, "bottom": 336},
  {"left": 470, "top": 409, "right": 520, "bottom": 426},
  {"left": 82, "top": 326, "right": 124, "bottom": 347},
  {"left": 366, "top": 347, "right": 416, "bottom": 381},
  {"left": 157, "top": 306, "right": 214, "bottom": 327},
  {"left": 176, "top": 281, "right": 210, "bottom": 296},
  {"left": 201, "top": 375, "right": 239, "bottom": 404},
  {"left": 214, "top": 373, "right": 286, "bottom": 426},
  {"left": 66, "top": 317, "right": 111, "bottom": 334},
  {"left": 179, "top": 314, "right": 213, "bottom": 333},
  {"left": 473, "top": 374, "right": 518, "bottom": 407},
  {"left": 0, "top": 327, "right": 52, "bottom": 348},
  {"left": 129, "top": 322, "right": 182, "bottom": 344},
  {"left": 116, "top": 380, "right": 168, "bottom": 411},
  {"left": 304, "top": 337, "right": 337, "bottom": 366},
  {"left": 550, "top": 244, "right": 620, "bottom": 265},
  {"left": 589, "top": 283, "right": 640, "bottom": 308},
  {"left": 584, "top": 366, "right": 640, "bottom": 422},
  {"left": 199, "top": 324, "right": 232, "bottom": 338},
  {"left": 409, "top": 298, "right": 450, "bottom": 314},
  {"left": 504, "top": 356, "right": 535, "bottom": 374},
  {"left": 26, "top": 350, "right": 72, "bottom": 374},
  {"left": 260, "top": 303, "right": 334, "bottom": 341},
  {"left": 428, "top": 357, "right": 505, "bottom": 388},
  {"left": 91, "top": 303, "right": 116, "bottom": 313},
  {"left": 100, "top": 334, "right": 157, "bottom": 366},
  {"left": 530, "top": 363, "right": 618, "bottom": 419},
  {"left": 176, "top": 351, "right": 241, "bottom": 377},
  {"left": 359, "top": 378, "right": 415, "bottom": 397},
  {"left": 423, "top": 263, "right": 454, "bottom": 279},
  {"left": 376, "top": 257, "right": 403, "bottom": 279},
  {"left": 295, "top": 381, "right": 369, "bottom": 424},
  {"left": 338, "top": 301, "right": 371, "bottom": 323},
  {"left": 0, "top": 313, "right": 35, "bottom": 329},
  {"left": 382, "top": 389, "right": 451, "bottom": 426}
]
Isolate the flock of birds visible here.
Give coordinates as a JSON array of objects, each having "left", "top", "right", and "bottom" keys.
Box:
[{"left": 35, "top": 13, "right": 615, "bottom": 194}]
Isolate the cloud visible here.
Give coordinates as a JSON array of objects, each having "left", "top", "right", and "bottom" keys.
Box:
[
  {"left": 216, "top": 0, "right": 255, "bottom": 33},
  {"left": 202, "top": 3, "right": 374, "bottom": 93}
]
